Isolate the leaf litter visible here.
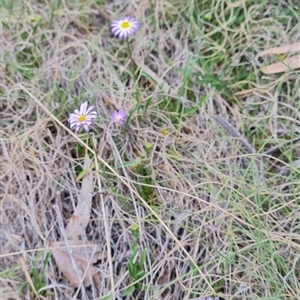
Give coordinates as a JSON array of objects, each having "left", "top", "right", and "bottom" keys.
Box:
[
  {"left": 49, "top": 153, "right": 102, "bottom": 287},
  {"left": 258, "top": 43, "right": 300, "bottom": 74}
]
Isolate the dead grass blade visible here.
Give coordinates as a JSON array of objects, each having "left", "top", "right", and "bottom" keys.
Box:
[
  {"left": 19, "top": 257, "right": 41, "bottom": 300},
  {"left": 260, "top": 55, "right": 300, "bottom": 74},
  {"left": 211, "top": 115, "right": 255, "bottom": 154},
  {"left": 258, "top": 43, "right": 300, "bottom": 56},
  {"left": 263, "top": 136, "right": 300, "bottom": 155}
]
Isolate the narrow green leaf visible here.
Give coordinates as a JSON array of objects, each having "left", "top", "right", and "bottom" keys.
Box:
[
  {"left": 122, "top": 285, "right": 135, "bottom": 297},
  {"left": 182, "top": 93, "right": 213, "bottom": 116},
  {"left": 99, "top": 294, "right": 112, "bottom": 300},
  {"left": 139, "top": 249, "right": 147, "bottom": 269},
  {"left": 135, "top": 270, "right": 146, "bottom": 279},
  {"left": 127, "top": 260, "right": 136, "bottom": 278}
]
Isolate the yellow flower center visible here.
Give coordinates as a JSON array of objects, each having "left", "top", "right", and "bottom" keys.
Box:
[
  {"left": 78, "top": 115, "right": 86, "bottom": 122},
  {"left": 121, "top": 21, "right": 130, "bottom": 29},
  {"left": 160, "top": 128, "right": 169, "bottom": 136}
]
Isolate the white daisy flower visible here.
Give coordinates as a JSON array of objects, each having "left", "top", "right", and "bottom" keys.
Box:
[
  {"left": 68, "top": 101, "right": 97, "bottom": 132},
  {"left": 111, "top": 16, "right": 139, "bottom": 39}
]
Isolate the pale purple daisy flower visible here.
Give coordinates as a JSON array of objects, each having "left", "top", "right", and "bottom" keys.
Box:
[
  {"left": 111, "top": 109, "right": 126, "bottom": 125},
  {"left": 68, "top": 101, "right": 97, "bottom": 132},
  {"left": 111, "top": 16, "right": 139, "bottom": 39}
]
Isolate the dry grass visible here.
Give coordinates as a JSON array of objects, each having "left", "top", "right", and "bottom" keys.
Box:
[{"left": 1, "top": 0, "right": 299, "bottom": 299}]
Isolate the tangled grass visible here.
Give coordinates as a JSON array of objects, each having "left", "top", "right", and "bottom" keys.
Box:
[{"left": 1, "top": 0, "right": 299, "bottom": 299}]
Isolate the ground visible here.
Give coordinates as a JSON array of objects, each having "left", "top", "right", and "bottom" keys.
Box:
[{"left": 1, "top": 0, "right": 299, "bottom": 299}]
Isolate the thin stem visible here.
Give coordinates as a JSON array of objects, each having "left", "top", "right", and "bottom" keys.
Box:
[
  {"left": 126, "top": 38, "right": 132, "bottom": 62},
  {"left": 88, "top": 132, "right": 115, "bottom": 299},
  {"left": 126, "top": 38, "right": 135, "bottom": 79}
]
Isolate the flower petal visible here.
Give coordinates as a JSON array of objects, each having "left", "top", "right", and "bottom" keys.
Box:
[
  {"left": 85, "top": 106, "right": 95, "bottom": 115},
  {"left": 80, "top": 101, "right": 88, "bottom": 115}
]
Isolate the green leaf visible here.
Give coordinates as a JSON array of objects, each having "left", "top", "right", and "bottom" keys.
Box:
[
  {"left": 135, "top": 270, "right": 146, "bottom": 279},
  {"left": 1, "top": 0, "right": 14, "bottom": 10},
  {"left": 182, "top": 93, "right": 213, "bottom": 116},
  {"left": 122, "top": 285, "right": 135, "bottom": 296},
  {"left": 99, "top": 294, "right": 112, "bottom": 300},
  {"left": 42, "top": 252, "right": 51, "bottom": 275},
  {"left": 139, "top": 249, "right": 147, "bottom": 269},
  {"left": 127, "top": 260, "right": 136, "bottom": 278},
  {"left": 115, "top": 159, "right": 142, "bottom": 170}
]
